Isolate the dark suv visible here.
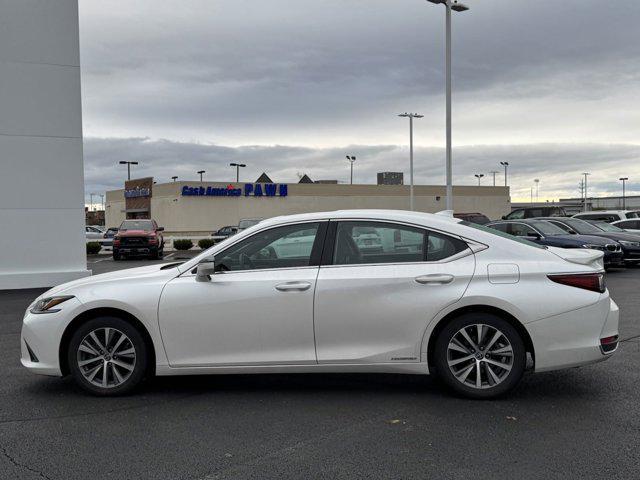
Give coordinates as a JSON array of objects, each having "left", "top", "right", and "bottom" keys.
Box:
[
  {"left": 113, "top": 219, "right": 165, "bottom": 260},
  {"left": 502, "top": 206, "right": 567, "bottom": 220}
]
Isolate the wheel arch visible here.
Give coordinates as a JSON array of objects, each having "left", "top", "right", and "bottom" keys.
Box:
[
  {"left": 425, "top": 305, "right": 535, "bottom": 372},
  {"left": 59, "top": 307, "right": 156, "bottom": 377}
]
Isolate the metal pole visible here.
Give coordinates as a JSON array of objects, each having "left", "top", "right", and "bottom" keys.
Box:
[
  {"left": 350, "top": 162, "right": 353, "bottom": 185},
  {"left": 623, "top": 180, "right": 626, "bottom": 209},
  {"left": 409, "top": 115, "right": 414, "bottom": 211},
  {"left": 445, "top": 1, "right": 453, "bottom": 211},
  {"left": 127, "top": 163, "right": 131, "bottom": 181},
  {"left": 236, "top": 165, "right": 240, "bottom": 182},
  {"left": 504, "top": 164, "right": 508, "bottom": 186},
  {"left": 90, "top": 193, "right": 94, "bottom": 212}
]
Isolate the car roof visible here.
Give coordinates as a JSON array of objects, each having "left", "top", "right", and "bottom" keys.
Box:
[{"left": 574, "top": 210, "right": 636, "bottom": 215}]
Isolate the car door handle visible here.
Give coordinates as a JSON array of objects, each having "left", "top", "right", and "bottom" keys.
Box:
[
  {"left": 275, "top": 282, "right": 312, "bottom": 292},
  {"left": 415, "top": 274, "right": 455, "bottom": 285}
]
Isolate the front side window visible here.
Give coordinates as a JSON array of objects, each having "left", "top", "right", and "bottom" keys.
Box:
[
  {"left": 215, "top": 223, "right": 321, "bottom": 272},
  {"left": 506, "top": 209, "right": 524, "bottom": 220},
  {"left": 509, "top": 223, "right": 538, "bottom": 237},
  {"left": 333, "top": 222, "right": 467, "bottom": 265}
]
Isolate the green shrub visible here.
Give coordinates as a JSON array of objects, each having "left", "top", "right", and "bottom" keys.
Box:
[
  {"left": 173, "top": 239, "right": 194, "bottom": 251},
  {"left": 198, "top": 238, "right": 216, "bottom": 250},
  {"left": 86, "top": 242, "right": 102, "bottom": 254}
]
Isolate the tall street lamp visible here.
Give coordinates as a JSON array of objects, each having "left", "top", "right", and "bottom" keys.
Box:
[
  {"left": 489, "top": 171, "right": 498, "bottom": 187},
  {"left": 198, "top": 170, "right": 206, "bottom": 182},
  {"left": 500, "top": 161, "right": 509, "bottom": 187},
  {"left": 119, "top": 161, "right": 139, "bottom": 181},
  {"left": 230, "top": 163, "right": 246, "bottom": 182},
  {"left": 427, "top": 0, "right": 470, "bottom": 211},
  {"left": 346, "top": 156, "right": 357, "bottom": 185},
  {"left": 398, "top": 113, "right": 424, "bottom": 211},
  {"left": 620, "top": 177, "right": 629, "bottom": 209},
  {"left": 474, "top": 174, "right": 484, "bottom": 186},
  {"left": 582, "top": 172, "right": 590, "bottom": 212},
  {"left": 534, "top": 179, "right": 540, "bottom": 202}
]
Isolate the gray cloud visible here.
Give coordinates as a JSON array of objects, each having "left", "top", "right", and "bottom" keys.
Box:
[{"left": 78, "top": 1, "right": 640, "bottom": 205}]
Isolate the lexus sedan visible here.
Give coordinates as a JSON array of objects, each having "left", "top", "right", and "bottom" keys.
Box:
[{"left": 21, "top": 210, "right": 619, "bottom": 399}]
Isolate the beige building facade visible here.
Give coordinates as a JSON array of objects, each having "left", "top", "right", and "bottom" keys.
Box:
[{"left": 106, "top": 180, "right": 511, "bottom": 235}]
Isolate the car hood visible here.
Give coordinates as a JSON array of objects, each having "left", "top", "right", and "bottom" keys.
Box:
[
  {"left": 117, "top": 229, "right": 153, "bottom": 237},
  {"left": 552, "top": 234, "right": 612, "bottom": 246},
  {"left": 41, "top": 263, "right": 180, "bottom": 298}
]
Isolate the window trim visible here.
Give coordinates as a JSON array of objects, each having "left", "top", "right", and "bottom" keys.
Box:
[{"left": 320, "top": 219, "right": 472, "bottom": 268}]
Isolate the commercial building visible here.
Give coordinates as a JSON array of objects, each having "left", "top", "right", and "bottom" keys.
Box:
[
  {"left": 377, "top": 172, "right": 404, "bottom": 185},
  {"left": 106, "top": 178, "right": 510, "bottom": 235},
  {"left": 0, "top": 0, "right": 89, "bottom": 289}
]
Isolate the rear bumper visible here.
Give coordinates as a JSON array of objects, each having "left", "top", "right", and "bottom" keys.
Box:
[{"left": 526, "top": 295, "right": 619, "bottom": 372}]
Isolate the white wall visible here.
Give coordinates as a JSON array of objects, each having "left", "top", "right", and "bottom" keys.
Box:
[{"left": 0, "top": 0, "right": 89, "bottom": 289}]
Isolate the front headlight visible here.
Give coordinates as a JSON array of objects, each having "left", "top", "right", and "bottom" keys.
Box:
[
  {"left": 582, "top": 244, "right": 605, "bottom": 250},
  {"left": 619, "top": 240, "right": 640, "bottom": 247},
  {"left": 30, "top": 295, "right": 74, "bottom": 314}
]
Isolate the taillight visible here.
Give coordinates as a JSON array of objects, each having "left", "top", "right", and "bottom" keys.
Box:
[
  {"left": 113, "top": 237, "right": 120, "bottom": 246},
  {"left": 548, "top": 273, "right": 605, "bottom": 293}
]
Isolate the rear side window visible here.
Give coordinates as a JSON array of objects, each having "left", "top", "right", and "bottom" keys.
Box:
[
  {"left": 626, "top": 212, "right": 639, "bottom": 219},
  {"left": 333, "top": 222, "right": 468, "bottom": 265},
  {"left": 618, "top": 220, "right": 640, "bottom": 229},
  {"left": 506, "top": 209, "right": 524, "bottom": 220}
]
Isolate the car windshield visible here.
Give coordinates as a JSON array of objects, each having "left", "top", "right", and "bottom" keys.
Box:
[
  {"left": 562, "top": 218, "right": 602, "bottom": 234},
  {"left": 528, "top": 221, "right": 567, "bottom": 236},
  {"left": 120, "top": 220, "right": 153, "bottom": 231},
  {"left": 590, "top": 221, "right": 624, "bottom": 232},
  {"left": 461, "top": 221, "right": 546, "bottom": 249}
]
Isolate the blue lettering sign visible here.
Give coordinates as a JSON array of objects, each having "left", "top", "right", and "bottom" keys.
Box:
[{"left": 182, "top": 184, "right": 288, "bottom": 198}]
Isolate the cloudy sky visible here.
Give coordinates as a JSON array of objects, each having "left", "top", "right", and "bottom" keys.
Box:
[{"left": 79, "top": 0, "right": 640, "bottom": 205}]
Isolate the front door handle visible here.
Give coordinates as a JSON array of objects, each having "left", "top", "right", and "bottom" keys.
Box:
[
  {"left": 275, "top": 281, "right": 312, "bottom": 292},
  {"left": 415, "top": 274, "right": 455, "bottom": 285}
]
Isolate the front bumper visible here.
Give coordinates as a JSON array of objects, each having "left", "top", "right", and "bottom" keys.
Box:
[
  {"left": 603, "top": 251, "right": 625, "bottom": 266},
  {"left": 526, "top": 295, "right": 619, "bottom": 372},
  {"left": 20, "top": 297, "right": 83, "bottom": 377}
]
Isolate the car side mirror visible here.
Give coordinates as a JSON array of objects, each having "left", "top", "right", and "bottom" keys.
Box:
[
  {"left": 196, "top": 260, "right": 217, "bottom": 282},
  {"left": 157, "top": 227, "right": 165, "bottom": 231},
  {"left": 501, "top": 215, "right": 507, "bottom": 220},
  {"left": 526, "top": 233, "right": 542, "bottom": 240}
]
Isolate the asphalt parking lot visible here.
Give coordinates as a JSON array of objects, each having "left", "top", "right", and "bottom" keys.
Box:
[{"left": 1, "top": 258, "right": 639, "bottom": 480}]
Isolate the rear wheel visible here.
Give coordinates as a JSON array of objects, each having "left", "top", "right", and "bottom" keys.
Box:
[
  {"left": 67, "top": 317, "right": 148, "bottom": 396},
  {"left": 112, "top": 251, "right": 121, "bottom": 261},
  {"left": 434, "top": 313, "right": 526, "bottom": 399}
]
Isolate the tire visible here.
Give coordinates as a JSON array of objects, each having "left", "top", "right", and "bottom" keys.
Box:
[
  {"left": 113, "top": 251, "right": 121, "bottom": 261},
  {"left": 433, "top": 313, "right": 526, "bottom": 399},
  {"left": 67, "top": 316, "right": 148, "bottom": 396}
]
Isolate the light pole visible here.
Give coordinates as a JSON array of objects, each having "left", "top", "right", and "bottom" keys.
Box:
[
  {"left": 198, "top": 170, "right": 206, "bottom": 182},
  {"left": 582, "top": 172, "right": 590, "bottom": 211},
  {"left": 119, "top": 161, "right": 139, "bottom": 181},
  {"left": 489, "top": 171, "right": 499, "bottom": 186},
  {"left": 500, "top": 161, "right": 509, "bottom": 187},
  {"left": 172, "top": 176, "right": 178, "bottom": 182},
  {"left": 398, "top": 113, "right": 424, "bottom": 210},
  {"left": 100, "top": 194, "right": 104, "bottom": 211},
  {"left": 89, "top": 193, "right": 95, "bottom": 211},
  {"left": 474, "top": 174, "right": 484, "bottom": 186},
  {"left": 427, "top": 0, "right": 470, "bottom": 211},
  {"left": 346, "top": 156, "right": 357, "bottom": 185},
  {"left": 534, "top": 179, "right": 540, "bottom": 202},
  {"left": 230, "top": 163, "right": 246, "bottom": 182},
  {"left": 620, "top": 177, "right": 629, "bottom": 209}
]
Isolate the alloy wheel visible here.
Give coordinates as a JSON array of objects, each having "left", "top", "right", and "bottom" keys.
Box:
[
  {"left": 76, "top": 327, "right": 137, "bottom": 388},
  {"left": 446, "top": 323, "right": 514, "bottom": 390}
]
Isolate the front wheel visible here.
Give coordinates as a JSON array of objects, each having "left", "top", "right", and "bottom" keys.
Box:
[
  {"left": 67, "top": 317, "right": 148, "bottom": 396},
  {"left": 433, "top": 313, "right": 526, "bottom": 399}
]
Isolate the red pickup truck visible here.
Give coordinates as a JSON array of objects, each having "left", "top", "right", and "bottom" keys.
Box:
[{"left": 113, "top": 219, "right": 165, "bottom": 260}]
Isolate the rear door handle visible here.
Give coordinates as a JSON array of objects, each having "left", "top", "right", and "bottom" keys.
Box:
[
  {"left": 275, "top": 281, "right": 312, "bottom": 292},
  {"left": 415, "top": 274, "right": 455, "bottom": 285}
]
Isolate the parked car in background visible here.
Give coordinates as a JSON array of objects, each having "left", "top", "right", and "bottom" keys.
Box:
[
  {"left": 538, "top": 217, "right": 640, "bottom": 265},
  {"left": 502, "top": 206, "right": 567, "bottom": 220},
  {"left": 113, "top": 219, "right": 165, "bottom": 260},
  {"left": 22, "top": 210, "right": 618, "bottom": 399},
  {"left": 453, "top": 212, "right": 491, "bottom": 225},
  {"left": 612, "top": 219, "right": 640, "bottom": 233},
  {"left": 237, "top": 218, "right": 264, "bottom": 231},
  {"left": 573, "top": 210, "right": 640, "bottom": 223},
  {"left": 85, "top": 226, "right": 104, "bottom": 241},
  {"left": 101, "top": 227, "right": 119, "bottom": 247},
  {"left": 211, "top": 225, "right": 239, "bottom": 242},
  {"left": 486, "top": 219, "right": 624, "bottom": 268}
]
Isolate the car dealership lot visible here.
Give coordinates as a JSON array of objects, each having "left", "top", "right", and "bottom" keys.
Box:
[{"left": 1, "top": 260, "right": 639, "bottom": 479}]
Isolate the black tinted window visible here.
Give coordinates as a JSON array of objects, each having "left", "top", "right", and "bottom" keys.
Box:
[
  {"left": 216, "top": 223, "right": 320, "bottom": 271},
  {"left": 333, "top": 222, "right": 468, "bottom": 265}
]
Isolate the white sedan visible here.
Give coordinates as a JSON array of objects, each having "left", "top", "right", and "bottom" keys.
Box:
[{"left": 21, "top": 210, "right": 619, "bottom": 399}]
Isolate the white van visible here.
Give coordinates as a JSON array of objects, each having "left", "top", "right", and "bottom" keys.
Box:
[{"left": 573, "top": 210, "right": 640, "bottom": 223}]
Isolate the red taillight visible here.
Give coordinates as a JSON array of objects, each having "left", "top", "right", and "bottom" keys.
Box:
[
  {"left": 113, "top": 238, "right": 120, "bottom": 246},
  {"left": 548, "top": 273, "right": 605, "bottom": 293}
]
